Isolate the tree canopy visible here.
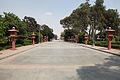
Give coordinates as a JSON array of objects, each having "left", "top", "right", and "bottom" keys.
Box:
[
  {"left": 60, "top": 0, "right": 120, "bottom": 41},
  {"left": 0, "top": 12, "right": 55, "bottom": 41}
]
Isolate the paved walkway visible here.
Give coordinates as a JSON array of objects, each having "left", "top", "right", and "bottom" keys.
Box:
[
  {"left": 0, "top": 40, "right": 120, "bottom": 80},
  {"left": 0, "top": 44, "right": 39, "bottom": 60},
  {"left": 79, "top": 44, "right": 120, "bottom": 56}
]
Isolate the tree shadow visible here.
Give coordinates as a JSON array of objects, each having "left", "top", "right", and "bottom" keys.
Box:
[{"left": 76, "top": 56, "right": 120, "bottom": 80}]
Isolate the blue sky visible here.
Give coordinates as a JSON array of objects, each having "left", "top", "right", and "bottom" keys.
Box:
[{"left": 0, "top": 0, "right": 120, "bottom": 38}]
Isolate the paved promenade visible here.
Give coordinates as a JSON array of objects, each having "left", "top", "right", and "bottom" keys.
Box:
[{"left": 0, "top": 40, "right": 120, "bottom": 80}]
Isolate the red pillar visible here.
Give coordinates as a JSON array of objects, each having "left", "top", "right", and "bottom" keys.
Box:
[
  {"left": 47, "top": 37, "right": 48, "bottom": 42},
  {"left": 41, "top": 36, "right": 43, "bottom": 43},
  {"left": 33, "top": 38, "right": 35, "bottom": 45},
  {"left": 71, "top": 36, "right": 73, "bottom": 43},
  {"left": 108, "top": 38, "right": 111, "bottom": 50},
  {"left": 12, "top": 37, "right": 15, "bottom": 50},
  {"left": 84, "top": 34, "right": 88, "bottom": 45},
  {"left": 44, "top": 36, "right": 46, "bottom": 42},
  {"left": 75, "top": 35, "right": 78, "bottom": 43}
]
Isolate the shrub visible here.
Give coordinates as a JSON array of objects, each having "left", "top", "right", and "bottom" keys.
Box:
[
  {"left": 16, "top": 44, "right": 22, "bottom": 47},
  {"left": 4, "top": 45, "right": 12, "bottom": 49},
  {"left": 112, "top": 45, "right": 120, "bottom": 49},
  {"left": 23, "top": 39, "right": 32, "bottom": 45},
  {"left": 0, "top": 47, "right": 3, "bottom": 51},
  {"left": 78, "top": 32, "right": 87, "bottom": 43}
]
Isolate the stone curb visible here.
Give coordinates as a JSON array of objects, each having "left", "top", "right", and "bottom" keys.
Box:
[
  {"left": 79, "top": 44, "right": 120, "bottom": 57},
  {"left": 0, "top": 44, "right": 40, "bottom": 60}
]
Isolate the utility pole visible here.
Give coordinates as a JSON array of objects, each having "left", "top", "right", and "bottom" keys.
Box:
[
  {"left": 92, "top": 17, "right": 95, "bottom": 47},
  {"left": 39, "top": 26, "right": 41, "bottom": 44}
]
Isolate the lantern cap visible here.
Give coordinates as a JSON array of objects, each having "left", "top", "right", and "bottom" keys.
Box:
[
  {"left": 8, "top": 27, "right": 18, "bottom": 32},
  {"left": 84, "top": 33, "right": 88, "bottom": 36},
  {"left": 32, "top": 32, "right": 35, "bottom": 35},
  {"left": 106, "top": 27, "right": 115, "bottom": 32}
]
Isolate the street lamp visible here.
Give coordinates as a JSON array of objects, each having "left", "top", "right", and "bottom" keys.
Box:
[
  {"left": 92, "top": 17, "right": 95, "bottom": 47},
  {"left": 39, "top": 26, "right": 41, "bottom": 44},
  {"left": 118, "top": 24, "right": 120, "bottom": 41}
]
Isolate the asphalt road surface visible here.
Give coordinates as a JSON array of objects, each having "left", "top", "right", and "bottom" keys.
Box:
[{"left": 0, "top": 40, "right": 120, "bottom": 80}]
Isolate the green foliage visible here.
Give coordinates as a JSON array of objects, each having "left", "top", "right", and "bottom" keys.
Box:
[
  {"left": 60, "top": 16, "right": 72, "bottom": 30},
  {"left": 60, "top": 0, "right": 120, "bottom": 41},
  {"left": 4, "top": 45, "right": 12, "bottom": 49},
  {"left": 23, "top": 16, "right": 40, "bottom": 37},
  {"left": 16, "top": 44, "right": 23, "bottom": 47},
  {"left": 41, "top": 24, "right": 54, "bottom": 41},
  {"left": 78, "top": 32, "right": 87, "bottom": 43},
  {"left": 54, "top": 34, "right": 58, "bottom": 40},
  {"left": 0, "top": 12, "right": 56, "bottom": 50},
  {"left": 87, "top": 41, "right": 120, "bottom": 49},
  {"left": 64, "top": 29, "right": 75, "bottom": 41},
  {"left": 3, "top": 12, "right": 27, "bottom": 36},
  {"left": 23, "top": 39, "right": 32, "bottom": 45},
  {"left": 0, "top": 47, "right": 2, "bottom": 50}
]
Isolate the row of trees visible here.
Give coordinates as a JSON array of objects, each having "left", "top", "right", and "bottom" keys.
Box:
[
  {"left": 60, "top": 0, "right": 120, "bottom": 41},
  {"left": 0, "top": 12, "right": 56, "bottom": 42}
]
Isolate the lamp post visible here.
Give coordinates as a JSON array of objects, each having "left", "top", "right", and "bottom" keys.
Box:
[
  {"left": 106, "top": 27, "right": 115, "bottom": 50},
  {"left": 39, "top": 28, "right": 40, "bottom": 44},
  {"left": 8, "top": 27, "right": 18, "bottom": 50},
  {"left": 41, "top": 35, "right": 43, "bottom": 43},
  {"left": 118, "top": 25, "right": 120, "bottom": 41},
  {"left": 47, "top": 36, "right": 48, "bottom": 42},
  {"left": 75, "top": 35, "right": 78, "bottom": 44},
  {"left": 92, "top": 17, "right": 95, "bottom": 47},
  {"left": 32, "top": 32, "right": 35, "bottom": 45}
]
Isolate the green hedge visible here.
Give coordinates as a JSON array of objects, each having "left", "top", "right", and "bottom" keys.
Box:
[
  {"left": 0, "top": 39, "right": 33, "bottom": 51},
  {"left": 87, "top": 41, "right": 120, "bottom": 49},
  {"left": 23, "top": 39, "right": 32, "bottom": 45}
]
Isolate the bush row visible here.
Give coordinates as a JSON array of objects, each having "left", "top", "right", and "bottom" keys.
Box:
[
  {"left": 87, "top": 41, "right": 120, "bottom": 49},
  {"left": 0, "top": 39, "right": 33, "bottom": 51}
]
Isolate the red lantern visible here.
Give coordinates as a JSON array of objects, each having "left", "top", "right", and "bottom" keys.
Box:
[
  {"left": 8, "top": 27, "right": 18, "bottom": 50},
  {"left": 32, "top": 32, "right": 35, "bottom": 45},
  {"left": 106, "top": 27, "right": 115, "bottom": 50}
]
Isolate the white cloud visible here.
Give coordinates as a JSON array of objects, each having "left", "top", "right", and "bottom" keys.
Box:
[{"left": 44, "top": 12, "right": 53, "bottom": 16}]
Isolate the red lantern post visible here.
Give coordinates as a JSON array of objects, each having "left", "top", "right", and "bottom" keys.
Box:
[
  {"left": 32, "top": 32, "right": 35, "bottom": 45},
  {"left": 47, "top": 36, "right": 48, "bottom": 42},
  {"left": 8, "top": 27, "right": 18, "bottom": 50},
  {"left": 84, "top": 34, "right": 88, "bottom": 45},
  {"left": 106, "top": 27, "right": 115, "bottom": 50},
  {"left": 71, "top": 36, "right": 74, "bottom": 43},
  {"left": 75, "top": 35, "right": 78, "bottom": 43},
  {"left": 41, "top": 35, "right": 43, "bottom": 43}
]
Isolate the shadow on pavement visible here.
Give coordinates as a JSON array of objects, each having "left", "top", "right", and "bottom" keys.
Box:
[{"left": 76, "top": 56, "right": 120, "bottom": 80}]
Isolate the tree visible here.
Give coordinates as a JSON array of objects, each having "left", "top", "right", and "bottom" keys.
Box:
[
  {"left": 23, "top": 16, "right": 40, "bottom": 36},
  {"left": 0, "top": 15, "right": 4, "bottom": 37},
  {"left": 60, "top": 16, "right": 73, "bottom": 30},
  {"left": 60, "top": 0, "right": 120, "bottom": 41},
  {"left": 70, "top": 1, "right": 90, "bottom": 32},
  {"left": 1, "top": 12, "right": 27, "bottom": 37},
  {"left": 104, "top": 9, "right": 120, "bottom": 35},
  {"left": 41, "top": 24, "right": 54, "bottom": 41},
  {"left": 54, "top": 34, "right": 58, "bottom": 40}
]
